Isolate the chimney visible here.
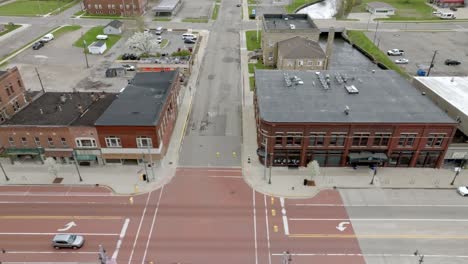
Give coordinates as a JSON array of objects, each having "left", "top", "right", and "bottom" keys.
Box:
[
  {"left": 344, "top": 105, "right": 350, "bottom": 115},
  {"left": 324, "top": 27, "right": 335, "bottom": 70},
  {"left": 39, "top": 108, "right": 43, "bottom": 115}
]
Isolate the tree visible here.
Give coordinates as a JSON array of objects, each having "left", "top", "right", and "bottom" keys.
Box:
[
  {"left": 126, "top": 32, "right": 160, "bottom": 56},
  {"left": 44, "top": 157, "right": 60, "bottom": 178},
  {"left": 308, "top": 160, "right": 320, "bottom": 179}
]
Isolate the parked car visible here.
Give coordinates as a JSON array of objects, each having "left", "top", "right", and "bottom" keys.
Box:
[
  {"left": 182, "top": 33, "right": 197, "bottom": 40},
  {"left": 387, "top": 49, "right": 404, "bottom": 56},
  {"left": 155, "top": 26, "right": 163, "bottom": 35},
  {"left": 122, "top": 64, "right": 135, "bottom": 71},
  {"left": 96, "top": 34, "right": 108, "bottom": 40},
  {"left": 52, "top": 234, "right": 84, "bottom": 249},
  {"left": 122, "top": 53, "right": 140, "bottom": 60},
  {"left": 445, "top": 59, "right": 461, "bottom": 65},
  {"left": 32, "top": 41, "right": 44, "bottom": 50},
  {"left": 457, "top": 186, "right": 468, "bottom": 196},
  {"left": 184, "top": 38, "right": 196, "bottom": 44},
  {"left": 395, "top": 58, "right": 409, "bottom": 64},
  {"left": 450, "top": 6, "right": 458, "bottom": 11},
  {"left": 40, "top": 33, "right": 54, "bottom": 43}
]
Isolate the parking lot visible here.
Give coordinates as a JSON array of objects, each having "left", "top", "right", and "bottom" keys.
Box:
[
  {"left": 145, "top": 0, "right": 213, "bottom": 21},
  {"left": 367, "top": 31, "right": 468, "bottom": 76},
  {"left": 121, "top": 30, "right": 196, "bottom": 56}
]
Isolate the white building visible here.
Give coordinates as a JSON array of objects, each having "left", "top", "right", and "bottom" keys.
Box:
[
  {"left": 88, "top": 41, "right": 107, "bottom": 55},
  {"left": 103, "top": 20, "right": 123, "bottom": 35},
  {"left": 366, "top": 2, "right": 396, "bottom": 15}
]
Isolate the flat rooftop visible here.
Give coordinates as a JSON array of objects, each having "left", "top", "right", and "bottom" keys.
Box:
[
  {"left": 263, "top": 14, "right": 317, "bottom": 30},
  {"left": 153, "top": 0, "right": 180, "bottom": 11},
  {"left": 95, "top": 70, "right": 178, "bottom": 126},
  {"left": 255, "top": 69, "right": 455, "bottom": 124},
  {"left": 4, "top": 92, "right": 117, "bottom": 126}
]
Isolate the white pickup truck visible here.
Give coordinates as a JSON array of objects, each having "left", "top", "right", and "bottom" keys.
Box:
[{"left": 387, "top": 49, "right": 404, "bottom": 56}]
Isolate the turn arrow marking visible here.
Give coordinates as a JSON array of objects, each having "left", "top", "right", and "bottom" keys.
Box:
[
  {"left": 57, "top": 221, "right": 77, "bottom": 232},
  {"left": 336, "top": 221, "right": 350, "bottom": 232}
]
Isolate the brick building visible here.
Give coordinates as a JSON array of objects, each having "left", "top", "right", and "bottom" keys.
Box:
[
  {"left": 254, "top": 69, "right": 457, "bottom": 168},
  {"left": 0, "top": 67, "right": 29, "bottom": 124},
  {"left": 0, "top": 92, "right": 117, "bottom": 164},
  {"left": 95, "top": 70, "right": 181, "bottom": 165},
  {"left": 262, "top": 14, "right": 320, "bottom": 67},
  {"left": 84, "top": 0, "right": 147, "bottom": 16}
]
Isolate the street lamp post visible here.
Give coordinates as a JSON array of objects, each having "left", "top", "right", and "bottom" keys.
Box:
[
  {"left": 370, "top": 166, "right": 377, "bottom": 185},
  {"left": 72, "top": 153, "right": 83, "bottom": 182},
  {"left": 82, "top": 36, "right": 89, "bottom": 69},
  {"left": 450, "top": 166, "right": 462, "bottom": 185},
  {"left": 0, "top": 160, "right": 9, "bottom": 181},
  {"left": 268, "top": 152, "right": 273, "bottom": 184}
]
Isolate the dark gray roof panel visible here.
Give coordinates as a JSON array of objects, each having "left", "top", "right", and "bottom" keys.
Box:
[
  {"left": 263, "top": 14, "right": 317, "bottom": 30},
  {"left": 106, "top": 20, "right": 123, "bottom": 29},
  {"left": 255, "top": 69, "right": 455, "bottom": 124},
  {"left": 95, "top": 70, "right": 178, "bottom": 126}
]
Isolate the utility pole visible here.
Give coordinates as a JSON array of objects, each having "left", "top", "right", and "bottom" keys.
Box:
[
  {"left": 142, "top": 153, "right": 149, "bottom": 183},
  {"left": 72, "top": 153, "right": 83, "bottom": 182},
  {"left": 373, "top": 21, "right": 380, "bottom": 45},
  {"left": 451, "top": 166, "right": 462, "bottom": 185},
  {"left": 268, "top": 152, "right": 273, "bottom": 184},
  {"left": 148, "top": 144, "right": 155, "bottom": 181},
  {"left": 82, "top": 35, "right": 89, "bottom": 68},
  {"left": 263, "top": 136, "right": 268, "bottom": 181},
  {"left": 0, "top": 160, "right": 9, "bottom": 181},
  {"left": 370, "top": 166, "right": 377, "bottom": 185},
  {"left": 426, "top": 50, "right": 438, "bottom": 76},
  {"left": 98, "top": 244, "right": 108, "bottom": 264},
  {"left": 35, "top": 67, "right": 45, "bottom": 94}
]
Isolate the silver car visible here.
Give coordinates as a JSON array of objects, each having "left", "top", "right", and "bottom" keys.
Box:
[{"left": 52, "top": 234, "right": 85, "bottom": 249}]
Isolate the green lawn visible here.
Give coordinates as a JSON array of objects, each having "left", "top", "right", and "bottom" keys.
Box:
[
  {"left": 53, "top": 25, "right": 81, "bottom": 37},
  {"left": 182, "top": 17, "right": 209, "bottom": 23},
  {"left": 352, "top": 0, "right": 435, "bottom": 20},
  {"left": 245, "top": 30, "right": 261, "bottom": 51},
  {"left": 0, "top": 0, "right": 75, "bottom": 16},
  {"left": 0, "top": 24, "right": 21, "bottom": 37},
  {"left": 249, "top": 76, "right": 255, "bottom": 91},
  {"left": 73, "top": 26, "right": 121, "bottom": 53},
  {"left": 248, "top": 0, "right": 256, "bottom": 4},
  {"left": 285, "top": 0, "right": 321, "bottom": 13},
  {"left": 248, "top": 62, "right": 274, "bottom": 74},
  {"left": 346, "top": 30, "right": 410, "bottom": 78},
  {"left": 211, "top": 4, "right": 220, "bottom": 20}
]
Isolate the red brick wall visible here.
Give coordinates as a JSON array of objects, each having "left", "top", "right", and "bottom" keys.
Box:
[
  {"left": 0, "top": 67, "right": 28, "bottom": 121},
  {"left": 0, "top": 126, "right": 74, "bottom": 149},
  {"left": 84, "top": 0, "right": 146, "bottom": 15},
  {"left": 96, "top": 126, "right": 159, "bottom": 148}
]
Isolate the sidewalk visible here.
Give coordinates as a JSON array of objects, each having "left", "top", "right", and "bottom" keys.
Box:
[
  {"left": 0, "top": 30, "right": 210, "bottom": 195},
  {"left": 238, "top": 30, "right": 467, "bottom": 199}
]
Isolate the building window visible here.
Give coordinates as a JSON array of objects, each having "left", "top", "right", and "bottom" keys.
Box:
[
  {"left": 34, "top": 137, "right": 41, "bottom": 147},
  {"left": 76, "top": 138, "right": 97, "bottom": 148},
  {"left": 8, "top": 137, "right": 15, "bottom": 147},
  {"left": 105, "top": 136, "right": 121, "bottom": 148},
  {"left": 5, "top": 87, "right": 11, "bottom": 96},
  {"left": 352, "top": 133, "right": 369, "bottom": 146},
  {"left": 426, "top": 133, "right": 446, "bottom": 148},
  {"left": 126, "top": 4, "right": 129, "bottom": 9},
  {"left": 373, "top": 133, "right": 391, "bottom": 146},
  {"left": 17, "top": 79, "right": 22, "bottom": 87},
  {"left": 88, "top": 4, "right": 91, "bottom": 8},
  {"left": 309, "top": 132, "right": 326, "bottom": 146},
  {"left": 112, "top": 4, "right": 115, "bottom": 8},
  {"left": 329, "top": 133, "right": 346, "bottom": 146},
  {"left": 275, "top": 132, "right": 283, "bottom": 146},
  {"left": 298, "top": 60, "right": 304, "bottom": 66},
  {"left": 61, "top": 138, "right": 68, "bottom": 147},
  {"left": 94, "top": 4, "right": 98, "bottom": 9},
  {"left": 398, "top": 133, "right": 417, "bottom": 147},
  {"left": 47, "top": 137, "right": 54, "bottom": 147},
  {"left": 107, "top": 4, "right": 111, "bottom": 8},
  {"left": 99, "top": 4, "right": 102, "bottom": 8},
  {"left": 0, "top": 111, "right": 6, "bottom": 123},
  {"left": 120, "top": 4, "right": 123, "bottom": 9},
  {"left": 12, "top": 100, "right": 20, "bottom": 112},
  {"left": 21, "top": 137, "right": 27, "bottom": 146},
  {"left": 137, "top": 136, "right": 152, "bottom": 148},
  {"left": 286, "top": 132, "right": 302, "bottom": 146}
]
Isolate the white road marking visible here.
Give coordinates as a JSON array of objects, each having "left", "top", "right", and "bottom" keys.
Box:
[
  {"left": 289, "top": 218, "right": 468, "bottom": 222},
  {"left": 128, "top": 191, "right": 152, "bottom": 264},
  {"left": 0, "top": 201, "right": 125, "bottom": 204},
  {"left": 0, "top": 192, "right": 112, "bottom": 197},
  {"left": 112, "top": 218, "right": 130, "bottom": 260},
  {"left": 279, "top": 198, "right": 289, "bottom": 235},
  {"left": 207, "top": 176, "right": 243, "bottom": 178},
  {"left": 6, "top": 251, "right": 97, "bottom": 254},
  {"left": 252, "top": 189, "right": 258, "bottom": 264},
  {"left": 271, "top": 252, "right": 468, "bottom": 258},
  {"left": 141, "top": 186, "right": 164, "bottom": 264},
  {"left": 264, "top": 195, "right": 272, "bottom": 264},
  {"left": 294, "top": 203, "right": 468, "bottom": 207},
  {"left": 0, "top": 232, "right": 118, "bottom": 236}
]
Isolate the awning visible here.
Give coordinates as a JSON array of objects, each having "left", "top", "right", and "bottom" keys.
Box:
[
  {"left": 75, "top": 154, "right": 97, "bottom": 161},
  {"left": 5, "top": 148, "right": 44, "bottom": 155},
  {"left": 348, "top": 152, "right": 388, "bottom": 163}
]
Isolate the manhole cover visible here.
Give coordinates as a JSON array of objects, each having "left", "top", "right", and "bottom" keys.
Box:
[{"left": 53, "top": 177, "right": 63, "bottom": 184}]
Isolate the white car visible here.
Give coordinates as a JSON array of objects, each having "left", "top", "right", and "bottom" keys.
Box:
[
  {"left": 155, "top": 26, "right": 163, "bottom": 35},
  {"left": 96, "top": 35, "right": 108, "bottom": 40},
  {"left": 121, "top": 64, "right": 135, "bottom": 71},
  {"left": 40, "top": 33, "right": 54, "bottom": 43},
  {"left": 387, "top": 49, "right": 404, "bottom": 56},
  {"left": 457, "top": 186, "right": 468, "bottom": 196},
  {"left": 395, "top": 58, "right": 409, "bottom": 64}
]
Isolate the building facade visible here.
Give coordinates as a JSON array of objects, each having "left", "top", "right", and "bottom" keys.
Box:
[
  {"left": 95, "top": 70, "right": 181, "bottom": 165},
  {"left": 0, "top": 67, "right": 29, "bottom": 124},
  {"left": 84, "top": 0, "right": 147, "bottom": 16},
  {"left": 262, "top": 14, "right": 320, "bottom": 66},
  {"left": 254, "top": 70, "right": 457, "bottom": 168}
]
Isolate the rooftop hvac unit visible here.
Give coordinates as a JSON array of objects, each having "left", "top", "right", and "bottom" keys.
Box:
[
  {"left": 289, "top": 24, "right": 296, "bottom": 29},
  {"left": 345, "top": 85, "right": 359, "bottom": 94}
]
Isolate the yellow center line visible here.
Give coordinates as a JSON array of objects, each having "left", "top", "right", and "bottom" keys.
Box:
[
  {"left": 290, "top": 234, "right": 468, "bottom": 239},
  {"left": 0, "top": 216, "right": 122, "bottom": 220}
]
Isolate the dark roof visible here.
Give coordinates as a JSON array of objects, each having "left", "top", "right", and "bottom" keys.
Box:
[
  {"left": 4, "top": 92, "right": 117, "bottom": 126},
  {"left": 91, "top": 41, "right": 106, "bottom": 47},
  {"left": 255, "top": 69, "right": 456, "bottom": 124},
  {"left": 278, "top": 37, "right": 325, "bottom": 59},
  {"left": 106, "top": 20, "right": 123, "bottom": 29},
  {"left": 95, "top": 70, "right": 179, "bottom": 126},
  {"left": 263, "top": 14, "right": 317, "bottom": 31}
]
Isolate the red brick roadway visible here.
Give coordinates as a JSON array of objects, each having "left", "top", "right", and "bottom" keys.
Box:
[{"left": 0, "top": 169, "right": 364, "bottom": 264}]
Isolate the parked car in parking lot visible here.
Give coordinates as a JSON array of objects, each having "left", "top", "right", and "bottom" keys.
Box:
[
  {"left": 155, "top": 26, "right": 163, "bottom": 35},
  {"left": 445, "top": 59, "right": 461, "bottom": 65},
  {"left": 395, "top": 58, "right": 409, "bottom": 64},
  {"left": 122, "top": 64, "right": 135, "bottom": 71},
  {"left": 52, "top": 234, "right": 84, "bottom": 249},
  {"left": 184, "top": 38, "right": 196, "bottom": 44},
  {"left": 450, "top": 6, "right": 458, "bottom": 11},
  {"left": 457, "top": 186, "right": 468, "bottom": 196},
  {"left": 122, "top": 53, "right": 140, "bottom": 60},
  {"left": 387, "top": 49, "right": 404, "bottom": 56},
  {"left": 40, "top": 33, "right": 54, "bottom": 43},
  {"left": 32, "top": 41, "right": 44, "bottom": 50}
]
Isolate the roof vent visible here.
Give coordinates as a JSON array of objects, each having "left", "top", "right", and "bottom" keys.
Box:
[
  {"left": 289, "top": 24, "right": 296, "bottom": 29},
  {"left": 345, "top": 85, "right": 359, "bottom": 94},
  {"left": 344, "top": 105, "right": 350, "bottom": 115},
  {"left": 284, "top": 73, "right": 292, "bottom": 87},
  {"left": 39, "top": 108, "right": 43, "bottom": 115},
  {"left": 317, "top": 72, "right": 329, "bottom": 90},
  {"left": 451, "top": 77, "right": 455, "bottom": 82},
  {"left": 291, "top": 75, "right": 303, "bottom": 85}
]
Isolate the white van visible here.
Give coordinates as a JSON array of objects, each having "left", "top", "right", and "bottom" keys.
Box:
[
  {"left": 182, "top": 33, "right": 197, "bottom": 40},
  {"left": 40, "top": 33, "right": 54, "bottom": 43},
  {"left": 439, "top": 12, "right": 456, "bottom": 19}
]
